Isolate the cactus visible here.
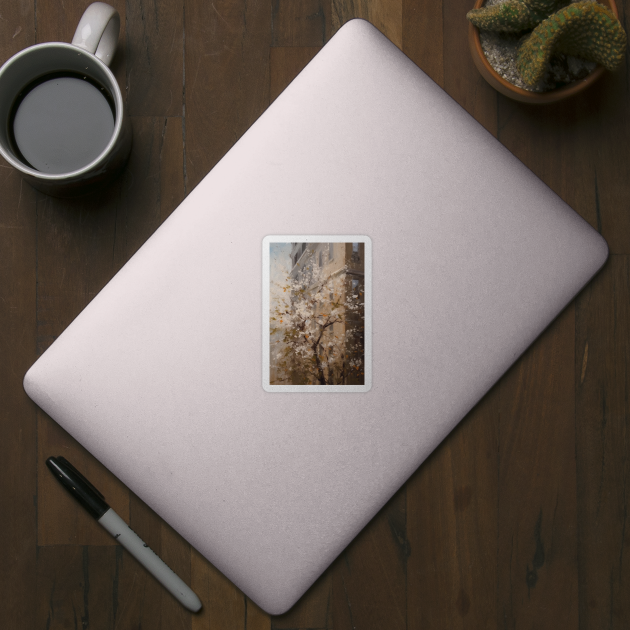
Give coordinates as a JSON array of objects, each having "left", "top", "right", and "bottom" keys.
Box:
[
  {"left": 467, "top": 0, "right": 568, "bottom": 33},
  {"left": 517, "top": 1, "right": 627, "bottom": 85}
]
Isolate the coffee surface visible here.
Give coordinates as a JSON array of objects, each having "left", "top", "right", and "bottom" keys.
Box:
[{"left": 12, "top": 74, "right": 115, "bottom": 174}]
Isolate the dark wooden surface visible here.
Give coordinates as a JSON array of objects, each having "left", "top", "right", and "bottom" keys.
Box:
[{"left": 1, "top": 0, "right": 628, "bottom": 628}]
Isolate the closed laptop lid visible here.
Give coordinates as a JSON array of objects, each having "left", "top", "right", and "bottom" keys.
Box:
[{"left": 24, "top": 19, "right": 607, "bottom": 614}]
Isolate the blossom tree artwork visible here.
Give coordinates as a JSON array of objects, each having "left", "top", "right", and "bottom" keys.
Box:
[{"left": 269, "top": 242, "right": 366, "bottom": 386}]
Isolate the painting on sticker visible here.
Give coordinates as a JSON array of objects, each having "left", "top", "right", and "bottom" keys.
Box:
[{"left": 268, "top": 240, "right": 367, "bottom": 387}]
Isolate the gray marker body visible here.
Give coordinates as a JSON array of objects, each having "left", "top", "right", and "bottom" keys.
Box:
[{"left": 99, "top": 508, "right": 202, "bottom": 612}]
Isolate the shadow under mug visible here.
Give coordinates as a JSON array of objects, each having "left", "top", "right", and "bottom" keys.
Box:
[{"left": 0, "top": 2, "right": 131, "bottom": 197}]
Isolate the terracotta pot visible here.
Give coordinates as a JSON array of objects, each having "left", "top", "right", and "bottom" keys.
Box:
[{"left": 468, "top": 0, "right": 619, "bottom": 103}]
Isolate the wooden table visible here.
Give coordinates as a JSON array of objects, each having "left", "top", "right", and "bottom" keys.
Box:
[{"left": 1, "top": 1, "right": 628, "bottom": 628}]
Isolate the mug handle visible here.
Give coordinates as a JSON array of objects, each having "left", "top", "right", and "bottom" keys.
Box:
[{"left": 71, "top": 2, "right": 120, "bottom": 67}]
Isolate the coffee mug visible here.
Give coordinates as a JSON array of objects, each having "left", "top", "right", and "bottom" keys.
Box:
[{"left": 0, "top": 2, "right": 132, "bottom": 197}]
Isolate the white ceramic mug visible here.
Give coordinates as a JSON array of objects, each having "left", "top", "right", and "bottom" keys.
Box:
[{"left": 0, "top": 2, "right": 131, "bottom": 197}]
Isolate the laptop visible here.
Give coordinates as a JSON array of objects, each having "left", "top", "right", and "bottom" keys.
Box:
[{"left": 23, "top": 19, "right": 608, "bottom": 614}]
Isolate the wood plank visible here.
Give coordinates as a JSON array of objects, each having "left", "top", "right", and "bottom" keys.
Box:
[
  {"left": 402, "top": 0, "right": 444, "bottom": 88},
  {"left": 575, "top": 256, "right": 630, "bottom": 629},
  {"left": 184, "top": 0, "right": 272, "bottom": 192},
  {"left": 159, "top": 117, "right": 187, "bottom": 220},
  {"left": 331, "top": 0, "right": 403, "bottom": 49},
  {"left": 331, "top": 486, "right": 407, "bottom": 630},
  {"left": 270, "top": 47, "right": 321, "bottom": 103},
  {"left": 443, "top": 0, "right": 497, "bottom": 131},
  {"left": 36, "top": 545, "right": 118, "bottom": 630},
  {"left": 0, "top": 6, "right": 39, "bottom": 629},
  {"left": 583, "top": 72, "right": 630, "bottom": 254},
  {"left": 271, "top": 0, "right": 332, "bottom": 46},
  {"left": 126, "top": 0, "right": 183, "bottom": 117},
  {"left": 407, "top": 391, "right": 499, "bottom": 629},
  {"left": 0, "top": 136, "right": 38, "bottom": 630},
  {"left": 497, "top": 305, "right": 578, "bottom": 628}
]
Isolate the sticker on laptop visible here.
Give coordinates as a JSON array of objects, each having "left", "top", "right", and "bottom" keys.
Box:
[{"left": 263, "top": 236, "right": 372, "bottom": 392}]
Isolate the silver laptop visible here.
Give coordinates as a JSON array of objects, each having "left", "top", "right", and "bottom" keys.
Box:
[{"left": 24, "top": 19, "right": 607, "bottom": 614}]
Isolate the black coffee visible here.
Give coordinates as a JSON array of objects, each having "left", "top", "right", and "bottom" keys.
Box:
[{"left": 10, "top": 73, "right": 115, "bottom": 174}]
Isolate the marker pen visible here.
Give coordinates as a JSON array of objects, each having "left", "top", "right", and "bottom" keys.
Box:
[{"left": 46, "top": 456, "right": 202, "bottom": 613}]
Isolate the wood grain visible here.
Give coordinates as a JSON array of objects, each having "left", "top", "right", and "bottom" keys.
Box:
[
  {"left": 125, "top": 0, "right": 184, "bottom": 117},
  {"left": 576, "top": 256, "right": 630, "bottom": 629},
  {"left": 0, "top": 153, "right": 38, "bottom": 630},
  {"left": 271, "top": 0, "right": 331, "bottom": 46},
  {"left": 403, "top": 0, "right": 444, "bottom": 87},
  {"left": 497, "top": 304, "right": 579, "bottom": 629},
  {"left": 0, "top": 5, "right": 38, "bottom": 629},
  {"left": 583, "top": 72, "right": 630, "bottom": 254},
  {"left": 36, "top": 545, "right": 119, "bottom": 630}
]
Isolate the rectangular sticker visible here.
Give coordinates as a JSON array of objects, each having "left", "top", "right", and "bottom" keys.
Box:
[{"left": 263, "top": 236, "right": 372, "bottom": 392}]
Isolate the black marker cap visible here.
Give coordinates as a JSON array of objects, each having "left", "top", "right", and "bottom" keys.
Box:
[{"left": 46, "top": 456, "right": 110, "bottom": 519}]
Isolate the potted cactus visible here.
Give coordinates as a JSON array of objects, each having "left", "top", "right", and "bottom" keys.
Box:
[{"left": 467, "top": 0, "right": 627, "bottom": 102}]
